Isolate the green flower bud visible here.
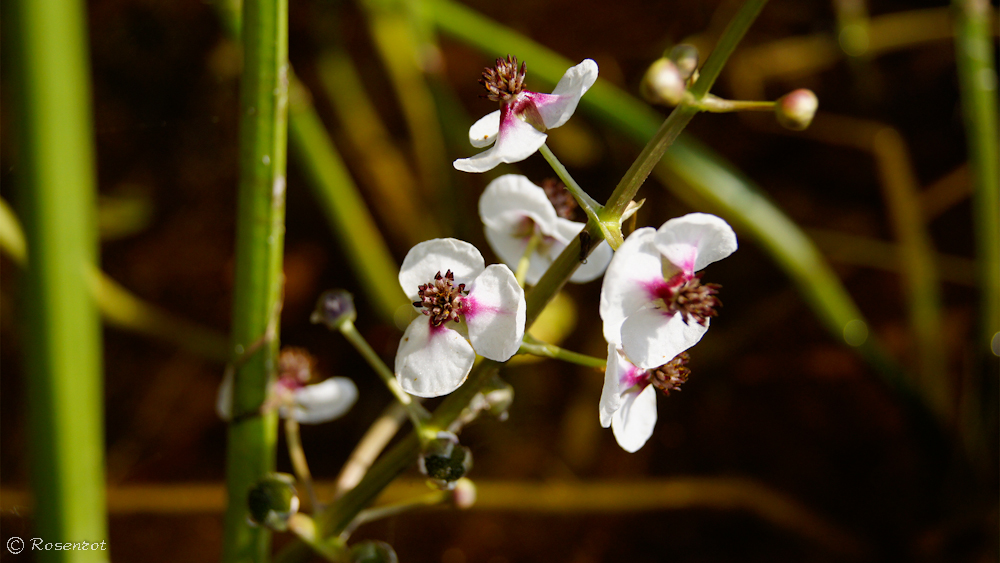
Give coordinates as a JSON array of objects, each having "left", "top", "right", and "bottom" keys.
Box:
[
  {"left": 419, "top": 432, "right": 473, "bottom": 489},
  {"left": 247, "top": 473, "right": 299, "bottom": 531},
  {"left": 311, "top": 289, "right": 357, "bottom": 330},
  {"left": 668, "top": 44, "right": 699, "bottom": 81},
  {"left": 775, "top": 89, "right": 819, "bottom": 131},
  {"left": 641, "top": 58, "right": 686, "bottom": 107},
  {"left": 350, "top": 541, "right": 399, "bottom": 563}
]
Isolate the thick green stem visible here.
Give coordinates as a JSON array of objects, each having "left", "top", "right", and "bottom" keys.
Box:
[
  {"left": 7, "top": 0, "right": 109, "bottom": 558},
  {"left": 222, "top": 0, "right": 288, "bottom": 560},
  {"left": 953, "top": 0, "right": 999, "bottom": 351}
]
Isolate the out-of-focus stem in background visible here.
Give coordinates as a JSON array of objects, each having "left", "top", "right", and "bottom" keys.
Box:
[
  {"left": 222, "top": 0, "right": 289, "bottom": 560},
  {"left": 6, "top": 0, "right": 109, "bottom": 558}
]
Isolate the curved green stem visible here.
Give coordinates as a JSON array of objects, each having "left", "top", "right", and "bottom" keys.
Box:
[
  {"left": 285, "top": 419, "right": 320, "bottom": 511},
  {"left": 518, "top": 338, "right": 606, "bottom": 369}
]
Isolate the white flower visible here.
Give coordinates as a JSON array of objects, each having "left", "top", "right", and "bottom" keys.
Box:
[
  {"left": 600, "top": 213, "right": 736, "bottom": 370},
  {"left": 599, "top": 343, "right": 691, "bottom": 452},
  {"left": 395, "top": 238, "right": 526, "bottom": 398},
  {"left": 478, "top": 174, "right": 613, "bottom": 285},
  {"left": 454, "top": 57, "right": 598, "bottom": 173},
  {"left": 215, "top": 348, "right": 359, "bottom": 425}
]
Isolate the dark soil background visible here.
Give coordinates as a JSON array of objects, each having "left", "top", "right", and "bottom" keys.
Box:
[{"left": 1, "top": 0, "right": 997, "bottom": 561}]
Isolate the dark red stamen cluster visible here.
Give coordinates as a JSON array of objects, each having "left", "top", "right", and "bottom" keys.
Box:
[
  {"left": 649, "top": 352, "right": 691, "bottom": 395},
  {"left": 663, "top": 273, "right": 722, "bottom": 326},
  {"left": 480, "top": 55, "right": 527, "bottom": 103},
  {"left": 278, "top": 347, "right": 316, "bottom": 385},
  {"left": 414, "top": 270, "right": 467, "bottom": 327},
  {"left": 541, "top": 178, "right": 579, "bottom": 220}
]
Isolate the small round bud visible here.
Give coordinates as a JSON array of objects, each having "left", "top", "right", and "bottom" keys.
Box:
[
  {"left": 641, "top": 58, "right": 686, "bottom": 106},
  {"left": 247, "top": 473, "right": 299, "bottom": 531},
  {"left": 668, "top": 44, "right": 699, "bottom": 80},
  {"left": 775, "top": 89, "right": 818, "bottom": 131},
  {"left": 418, "top": 432, "right": 473, "bottom": 489},
  {"left": 311, "top": 289, "right": 356, "bottom": 330},
  {"left": 451, "top": 478, "right": 477, "bottom": 509},
  {"left": 350, "top": 541, "right": 399, "bottom": 563}
]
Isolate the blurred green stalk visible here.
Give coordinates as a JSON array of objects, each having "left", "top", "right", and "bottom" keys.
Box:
[
  {"left": 953, "top": 0, "right": 999, "bottom": 352},
  {"left": 214, "top": 3, "right": 406, "bottom": 324},
  {"left": 222, "top": 0, "right": 288, "bottom": 560},
  {"left": 6, "top": 0, "right": 108, "bottom": 559}
]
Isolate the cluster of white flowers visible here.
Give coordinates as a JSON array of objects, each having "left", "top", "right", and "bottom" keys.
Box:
[{"left": 218, "top": 58, "right": 737, "bottom": 455}]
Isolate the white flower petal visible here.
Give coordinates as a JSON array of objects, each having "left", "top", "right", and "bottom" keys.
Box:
[
  {"left": 653, "top": 213, "right": 737, "bottom": 275},
  {"left": 395, "top": 318, "right": 476, "bottom": 398},
  {"left": 453, "top": 111, "right": 547, "bottom": 173},
  {"left": 599, "top": 227, "right": 663, "bottom": 344},
  {"left": 534, "top": 59, "right": 599, "bottom": 130},
  {"left": 600, "top": 343, "right": 630, "bottom": 428},
  {"left": 478, "top": 174, "right": 559, "bottom": 235},
  {"left": 483, "top": 224, "right": 551, "bottom": 285},
  {"left": 611, "top": 384, "right": 658, "bottom": 453},
  {"left": 399, "top": 238, "right": 485, "bottom": 302},
  {"left": 621, "top": 306, "right": 709, "bottom": 370},
  {"left": 282, "top": 378, "right": 358, "bottom": 424},
  {"left": 469, "top": 110, "right": 501, "bottom": 148},
  {"left": 465, "top": 264, "right": 526, "bottom": 361},
  {"left": 550, "top": 218, "right": 613, "bottom": 283}
]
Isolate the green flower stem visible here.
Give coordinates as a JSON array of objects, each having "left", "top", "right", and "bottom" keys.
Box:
[
  {"left": 344, "top": 489, "right": 450, "bottom": 536},
  {"left": 286, "top": 515, "right": 346, "bottom": 562},
  {"left": 693, "top": 95, "right": 774, "bottom": 113},
  {"left": 604, "top": 0, "right": 768, "bottom": 219},
  {"left": 538, "top": 144, "right": 619, "bottom": 246},
  {"left": 285, "top": 419, "right": 320, "bottom": 511},
  {"left": 222, "top": 0, "right": 288, "bottom": 560},
  {"left": 8, "top": 0, "right": 109, "bottom": 556},
  {"left": 213, "top": 0, "right": 407, "bottom": 325},
  {"left": 334, "top": 403, "right": 409, "bottom": 497},
  {"left": 518, "top": 337, "right": 606, "bottom": 369},
  {"left": 953, "top": 0, "right": 1000, "bottom": 351},
  {"left": 338, "top": 320, "right": 432, "bottom": 431},
  {"left": 514, "top": 230, "right": 543, "bottom": 286}
]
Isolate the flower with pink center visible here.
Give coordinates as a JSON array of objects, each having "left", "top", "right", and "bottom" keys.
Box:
[
  {"left": 600, "top": 213, "right": 736, "bottom": 370},
  {"left": 395, "top": 238, "right": 526, "bottom": 398},
  {"left": 478, "top": 174, "right": 613, "bottom": 285},
  {"left": 600, "top": 343, "right": 691, "bottom": 452},
  {"left": 216, "top": 347, "right": 358, "bottom": 424},
  {"left": 453, "top": 56, "right": 598, "bottom": 173}
]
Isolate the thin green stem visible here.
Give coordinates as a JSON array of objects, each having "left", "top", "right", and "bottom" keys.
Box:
[
  {"left": 538, "top": 144, "right": 620, "bottom": 246},
  {"left": 8, "top": 0, "right": 109, "bottom": 555},
  {"left": 515, "top": 230, "right": 542, "bottom": 287},
  {"left": 343, "top": 490, "right": 450, "bottom": 536},
  {"left": 222, "top": 0, "right": 288, "bottom": 560},
  {"left": 339, "top": 320, "right": 431, "bottom": 430},
  {"left": 518, "top": 338, "right": 606, "bottom": 369},
  {"left": 285, "top": 419, "right": 320, "bottom": 511},
  {"left": 605, "top": 0, "right": 768, "bottom": 219},
  {"left": 694, "top": 95, "right": 774, "bottom": 113}
]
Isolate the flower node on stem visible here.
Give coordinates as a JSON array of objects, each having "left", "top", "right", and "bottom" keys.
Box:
[
  {"left": 414, "top": 270, "right": 467, "bottom": 327},
  {"left": 480, "top": 55, "right": 527, "bottom": 103},
  {"left": 649, "top": 352, "right": 691, "bottom": 395}
]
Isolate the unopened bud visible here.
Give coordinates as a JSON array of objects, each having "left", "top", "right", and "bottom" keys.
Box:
[
  {"left": 419, "top": 431, "right": 473, "bottom": 489},
  {"left": 247, "top": 473, "right": 299, "bottom": 531},
  {"left": 350, "top": 541, "right": 399, "bottom": 563},
  {"left": 668, "top": 44, "right": 699, "bottom": 81},
  {"left": 481, "top": 376, "right": 514, "bottom": 421},
  {"left": 641, "top": 58, "right": 686, "bottom": 106},
  {"left": 311, "top": 289, "right": 357, "bottom": 330},
  {"left": 451, "top": 478, "right": 477, "bottom": 509},
  {"left": 775, "top": 89, "right": 818, "bottom": 131}
]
